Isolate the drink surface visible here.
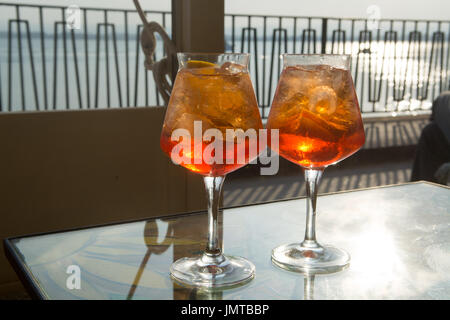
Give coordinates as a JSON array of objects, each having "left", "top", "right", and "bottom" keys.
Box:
[
  {"left": 160, "top": 61, "right": 263, "bottom": 176},
  {"left": 267, "top": 65, "right": 365, "bottom": 168}
]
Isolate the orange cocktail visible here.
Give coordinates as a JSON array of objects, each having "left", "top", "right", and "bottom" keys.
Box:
[
  {"left": 267, "top": 64, "right": 365, "bottom": 168},
  {"left": 160, "top": 60, "right": 263, "bottom": 176}
]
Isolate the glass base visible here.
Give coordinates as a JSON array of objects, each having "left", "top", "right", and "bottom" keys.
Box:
[
  {"left": 272, "top": 242, "right": 350, "bottom": 274},
  {"left": 170, "top": 252, "right": 255, "bottom": 288}
]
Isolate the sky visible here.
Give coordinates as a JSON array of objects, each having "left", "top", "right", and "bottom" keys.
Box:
[{"left": 2, "top": 0, "right": 450, "bottom": 20}]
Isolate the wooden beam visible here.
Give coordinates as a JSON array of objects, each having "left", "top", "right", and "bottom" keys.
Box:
[{"left": 172, "top": 0, "right": 224, "bottom": 53}]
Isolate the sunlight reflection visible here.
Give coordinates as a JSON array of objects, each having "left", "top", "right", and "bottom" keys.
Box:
[{"left": 348, "top": 220, "right": 410, "bottom": 298}]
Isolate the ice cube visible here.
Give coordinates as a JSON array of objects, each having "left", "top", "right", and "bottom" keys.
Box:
[
  {"left": 219, "top": 62, "right": 247, "bottom": 75},
  {"left": 169, "top": 112, "right": 215, "bottom": 136},
  {"left": 297, "top": 108, "right": 346, "bottom": 141}
]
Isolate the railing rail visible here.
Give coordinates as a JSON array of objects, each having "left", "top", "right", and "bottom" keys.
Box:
[{"left": 1, "top": 3, "right": 449, "bottom": 118}]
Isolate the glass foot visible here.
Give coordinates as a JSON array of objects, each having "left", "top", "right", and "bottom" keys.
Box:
[
  {"left": 170, "top": 252, "right": 255, "bottom": 288},
  {"left": 272, "top": 242, "right": 350, "bottom": 274}
]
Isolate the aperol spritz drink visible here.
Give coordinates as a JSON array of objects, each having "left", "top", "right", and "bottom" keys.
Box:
[
  {"left": 161, "top": 53, "right": 263, "bottom": 287},
  {"left": 268, "top": 54, "right": 365, "bottom": 273},
  {"left": 160, "top": 57, "right": 263, "bottom": 176},
  {"left": 267, "top": 62, "right": 365, "bottom": 167}
]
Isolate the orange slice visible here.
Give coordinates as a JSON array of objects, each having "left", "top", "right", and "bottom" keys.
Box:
[
  {"left": 186, "top": 60, "right": 216, "bottom": 68},
  {"left": 186, "top": 60, "right": 217, "bottom": 75}
]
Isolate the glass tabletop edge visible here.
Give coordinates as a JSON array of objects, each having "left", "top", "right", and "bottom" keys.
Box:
[{"left": 3, "top": 238, "right": 48, "bottom": 300}]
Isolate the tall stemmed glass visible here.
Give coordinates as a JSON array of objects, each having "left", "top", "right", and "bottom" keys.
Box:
[
  {"left": 267, "top": 54, "right": 365, "bottom": 273},
  {"left": 160, "top": 53, "right": 263, "bottom": 287}
]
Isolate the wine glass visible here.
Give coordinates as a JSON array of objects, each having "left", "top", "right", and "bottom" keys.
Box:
[
  {"left": 160, "top": 53, "right": 263, "bottom": 287},
  {"left": 267, "top": 54, "right": 365, "bottom": 273}
]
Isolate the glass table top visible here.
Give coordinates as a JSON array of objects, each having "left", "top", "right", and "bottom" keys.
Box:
[{"left": 5, "top": 182, "right": 450, "bottom": 300}]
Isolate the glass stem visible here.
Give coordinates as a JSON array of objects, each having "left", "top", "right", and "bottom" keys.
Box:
[
  {"left": 203, "top": 176, "right": 225, "bottom": 256},
  {"left": 304, "top": 274, "right": 315, "bottom": 300},
  {"left": 301, "top": 168, "right": 324, "bottom": 248}
]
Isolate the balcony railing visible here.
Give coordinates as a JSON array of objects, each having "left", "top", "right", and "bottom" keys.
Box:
[
  {"left": 0, "top": 3, "right": 171, "bottom": 112},
  {"left": 227, "top": 14, "right": 450, "bottom": 117},
  {"left": 1, "top": 3, "right": 449, "bottom": 118}
]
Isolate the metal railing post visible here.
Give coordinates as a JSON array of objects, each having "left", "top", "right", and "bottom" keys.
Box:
[{"left": 321, "top": 18, "right": 328, "bottom": 54}]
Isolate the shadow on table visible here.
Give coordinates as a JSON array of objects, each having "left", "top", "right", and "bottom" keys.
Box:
[
  {"left": 126, "top": 219, "right": 175, "bottom": 299},
  {"left": 127, "top": 212, "right": 227, "bottom": 300}
]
